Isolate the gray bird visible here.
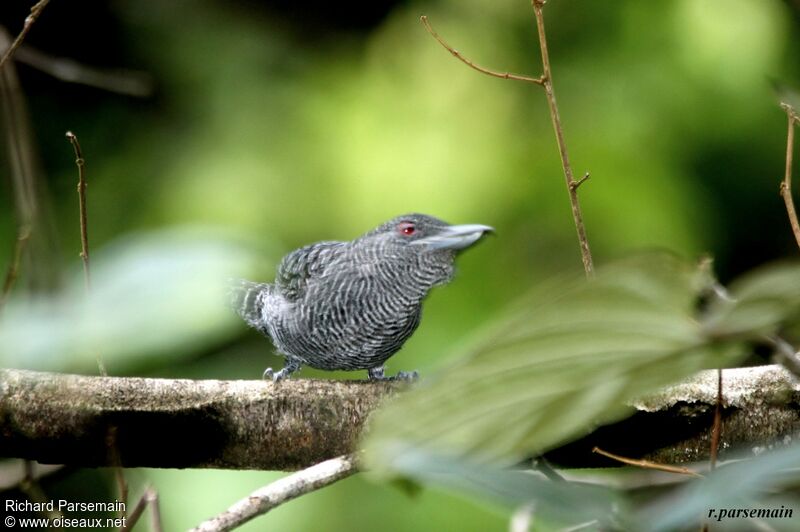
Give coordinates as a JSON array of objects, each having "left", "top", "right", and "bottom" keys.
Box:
[{"left": 233, "top": 213, "right": 493, "bottom": 381}]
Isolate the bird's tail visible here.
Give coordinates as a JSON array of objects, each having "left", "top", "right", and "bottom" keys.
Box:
[{"left": 229, "top": 279, "right": 271, "bottom": 329}]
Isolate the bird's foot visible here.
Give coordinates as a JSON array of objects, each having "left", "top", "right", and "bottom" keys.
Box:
[
  {"left": 367, "top": 367, "right": 419, "bottom": 382},
  {"left": 262, "top": 360, "right": 300, "bottom": 382},
  {"left": 262, "top": 367, "right": 289, "bottom": 382}
]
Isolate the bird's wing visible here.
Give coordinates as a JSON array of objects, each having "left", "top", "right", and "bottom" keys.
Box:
[{"left": 276, "top": 240, "right": 347, "bottom": 301}]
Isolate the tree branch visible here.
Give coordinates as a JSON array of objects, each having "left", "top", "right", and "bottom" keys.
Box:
[
  {"left": 0, "top": 369, "right": 401, "bottom": 470},
  {"left": 547, "top": 365, "right": 800, "bottom": 467},
  {"left": 190, "top": 454, "right": 359, "bottom": 532},
  {"left": 1, "top": 366, "right": 798, "bottom": 470}
]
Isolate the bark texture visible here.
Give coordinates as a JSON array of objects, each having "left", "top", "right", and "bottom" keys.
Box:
[
  {"left": 0, "top": 369, "right": 399, "bottom": 470},
  {"left": 548, "top": 365, "right": 800, "bottom": 466},
  {"left": 1, "top": 366, "right": 798, "bottom": 470}
]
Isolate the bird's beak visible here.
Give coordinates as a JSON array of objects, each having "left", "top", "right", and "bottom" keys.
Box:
[{"left": 413, "top": 224, "right": 495, "bottom": 250}]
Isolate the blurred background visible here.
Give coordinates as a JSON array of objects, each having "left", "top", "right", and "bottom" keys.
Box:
[{"left": 1, "top": 0, "right": 799, "bottom": 529}]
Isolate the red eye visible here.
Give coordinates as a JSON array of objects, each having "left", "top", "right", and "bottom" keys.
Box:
[{"left": 398, "top": 222, "right": 416, "bottom": 236}]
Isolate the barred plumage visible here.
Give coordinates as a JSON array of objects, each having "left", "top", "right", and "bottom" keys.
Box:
[{"left": 232, "top": 213, "right": 492, "bottom": 381}]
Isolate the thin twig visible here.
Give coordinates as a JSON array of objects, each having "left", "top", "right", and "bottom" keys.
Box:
[
  {"left": 420, "top": 16, "right": 545, "bottom": 85},
  {"left": 709, "top": 369, "right": 723, "bottom": 471},
  {"left": 779, "top": 103, "right": 800, "bottom": 251},
  {"left": 67, "top": 132, "right": 122, "bottom": 503},
  {"left": 190, "top": 454, "right": 359, "bottom": 532},
  {"left": 106, "top": 427, "right": 128, "bottom": 522},
  {"left": 66, "top": 131, "right": 106, "bottom": 376},
  {"left": 531, "top": 0, "right": 593, "bottom": 276},
  {"left": 115, "top": 469, "right": 128, "bottom": 520},
  {"left": 0, "top": 0, "right": 51, "bottom": 71},
  {"left": 592, "top": 447, "right": 704, "bottom": 478},
  {"left": 148, "top": 490, "right": 163, "bottom": 532},
  {"left": 65, "top": 131, "right": 91, "bottom": 291},
  {"left": 121, "top": 487, "right": 162, "bottom": 532},
  {"left": 14, "top": 45, "right": 155, "bottom": 98},
  {"left": 570, "top": 172, "right": 590, "bottom": 191},
  {"left": 19, "top": 460, "right": 63, "bottom": 521},
  {"left": 420, "top": 7, "right": 594, "bottom": 276},
  {"left": 0, "top": 224, "right": 31, "bottom": 313}
]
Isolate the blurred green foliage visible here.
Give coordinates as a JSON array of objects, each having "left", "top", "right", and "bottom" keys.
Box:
[
  {"left": 1, "top": 0, "right": 800, "bottom": 530},
  {"left": 363, "top": 255, "right": 745, "bottom": 467}
]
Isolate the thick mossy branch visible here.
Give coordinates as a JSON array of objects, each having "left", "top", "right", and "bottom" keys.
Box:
[
  {"left": 0, "top": 366, "right": 798, "bottom": 471},
  {"left": 0, "top": 369, "right": 401, "bottom": 470},
  {"left": 548, "top": 365, "right": 800, "bottom": 467}
]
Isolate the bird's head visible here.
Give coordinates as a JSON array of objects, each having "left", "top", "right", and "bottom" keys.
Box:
[{"left": 362, "top": 213, "right": 494, "bottom": 255}]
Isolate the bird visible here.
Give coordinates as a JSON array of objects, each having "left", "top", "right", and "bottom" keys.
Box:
[{"left": 232, "top": 213, "right": 493, "bottom": 381}]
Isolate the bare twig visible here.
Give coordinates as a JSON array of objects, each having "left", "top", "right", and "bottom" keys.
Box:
[
  {"left": 531, "top": 0, "right": 593, "bottom": 276},
  {"left": 14, "top": 45, "right": 155, "bottom": 97},
  {"left": 420, "top": 16, "right": 544, "bottom": 85},
  {"left": 65, "top": 131, "right": 106, "bottom": 377},
  {"left": 66, "top": 132, "right": 121, "bottom": 505},
  {"left": 105, "top": 427, "right": 128, "bottom": 522},
  {"left": 121, "top": 487, "right": 162, "bottom": 532},
  {"left": 1, "top": 28, "right": 60, "bottom": 290},
  {"left": 0, "top": 0, "right": 51, "bottom": 71},
  {"left": 115, "top": 468, "right": 128, "bottom": 520},
  {"left": 709, "top": 369, "right": 723, "bottom": 471},
  {"left": 148, "top": 489, "right": 163, "bottom": 532},
  {"left": 65, "top": 131, "right": 91, "bottom": 291},
  {"left": 591, "top": 447, "right": 704, "bottom": 478},
  {"left": 190, "top": 454, "right": 359, "bottom": 532},
  {"left": 780, "top": 103, "right": 800, "bottom": 251},
  {"left": 570, "top": 172, "right": 590, "bottom": 191},
  {"left": 0, "top": 460, "right": 62, "bottom": 490},
  {"left": 0, "top": 224, "right": 31, "bottom": 312},
  {"left": 19, "top": 460, "right": 63, "bottom": 521},
  {"left": 421, "top": 6, "right": 594, "bottom": 276}
]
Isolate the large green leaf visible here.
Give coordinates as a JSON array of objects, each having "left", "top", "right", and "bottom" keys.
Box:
[
  {"left": 643, "top": 444, "right": 800, "bottom": 531},
  {"left": 0, "top": 227, "right": 259, "bottom": 372},
  {"left": 364, "top": 255, "right": 747, "bottom": 468},
  {"left": 703, "top": 262, "right": 800, "bottom": 339},
  {"left": 383, "top": 444, "right": 628, "bottom": 530}
]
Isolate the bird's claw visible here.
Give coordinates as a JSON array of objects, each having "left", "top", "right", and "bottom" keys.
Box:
[{"left": 262, "top": 367, "right": 291, "bottom": 382}]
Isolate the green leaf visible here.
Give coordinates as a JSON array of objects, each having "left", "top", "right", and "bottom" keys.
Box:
[
  {"left": 704, "top": 263, "right": 800, "bottom": 339},
  {"left": 364, "top": 254, "right": 746, "bottom": 468},
  {"left": 380, "top": 445, "right": 627, "bottom": 530},
  {"left": 643, "top": 444, "right": 800, "bottom": 531},
  {"left": 0, "top": 227, "right": 259, "bottom": 372}
]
